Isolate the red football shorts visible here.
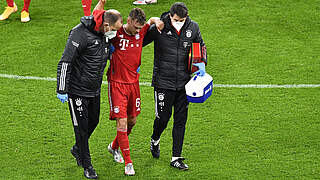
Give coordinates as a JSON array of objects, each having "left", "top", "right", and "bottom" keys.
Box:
[{"left": 108, "top": 81, "right": 141, "bottom": 120}]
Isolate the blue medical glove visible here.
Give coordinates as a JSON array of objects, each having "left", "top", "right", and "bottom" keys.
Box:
[
  {"left": 57, "top": 93, "right": 68, "bottom": 103},
  {"left": 109, "top": 44, "right": 115, "bottom": 54},
  {"left": 193, "top": 62, "right": 206, "bottom": 76},
  {"left": 137, "top": 66, "right": 140, "bottom": 73}
]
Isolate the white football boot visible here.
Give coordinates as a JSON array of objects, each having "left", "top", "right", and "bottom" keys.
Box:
[
  {"left": 125, "top": 163, "right": 135, "bottom": 176},
  {"left": 108, "top": 143, "right": 124, "bottom": 163}
]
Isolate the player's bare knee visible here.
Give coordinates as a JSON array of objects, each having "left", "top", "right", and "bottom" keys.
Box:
[{"left": 116, "top": 118, "right": 128, "bottom": 130}]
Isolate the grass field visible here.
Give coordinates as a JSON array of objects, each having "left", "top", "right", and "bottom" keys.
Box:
[{"left": 0, "top": 0, "right": 319, "bottom": 179}]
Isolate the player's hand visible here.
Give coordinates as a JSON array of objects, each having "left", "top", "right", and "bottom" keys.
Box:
[
  {"left": 100, "top": 0, "right": 106, "bottom": 3},
  {"left": 193, "top": 62, "right": 206, "bottom": 76},
  {"left": 155, "top": 20, "right": 164, "bottom": 33},
  {"left": 57, "top": 93, "right": 68, "bottom": 103}
]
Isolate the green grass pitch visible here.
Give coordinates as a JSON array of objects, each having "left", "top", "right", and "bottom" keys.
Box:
[{"left": 0, "top": 0, "right": 319, "bottom": 179}]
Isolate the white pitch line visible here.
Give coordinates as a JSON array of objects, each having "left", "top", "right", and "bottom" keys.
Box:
[{"left": 1, "top": 73, "right": 320, "bottom": 88}]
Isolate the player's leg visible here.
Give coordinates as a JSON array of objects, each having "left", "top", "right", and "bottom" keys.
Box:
[
  {"left": 82, "top": 0, "right": 92, "bottom": 16},
  {"left": 127, "top": 81, "right": 141, "bottom": 136},
  {"left": 0, "top": 0, "right": 17, "bottom": 21},
  {"left": 170, "top": 89, "right": 189, "bottom": 170},
  {"left": 21, "top": 0, "right": 31, "bottom": 22},
  {"left": 107, "top": 81, "right": 125, "bottom": 164},
  {"left": 68, "top": 95, "right": 98, "bottom": 179},
  {"left": 6, "top": 0, "right": 14, "bottom": 7},
  {"left": 127, "top": 116, "right": 136, "bottom": 136},
  {"left": 150, "top": 88, "right": 175, "bottom": 158},
  {"left": 116, "top": 117, "right": 135, "bottom": 176}
]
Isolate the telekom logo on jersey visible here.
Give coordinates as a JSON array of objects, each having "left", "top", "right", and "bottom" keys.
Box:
[
  {"left": 120, "top": 39, "right": 129, "bottom": 50},
  {"left": 119, "top": 39, "right": 140, "bottom": 50}
]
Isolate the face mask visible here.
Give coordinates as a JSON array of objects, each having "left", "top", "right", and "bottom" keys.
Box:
[
  {"left": 105, "top": 30, "right": 117, "bottom": 39},
  {"left": 172, "top": 21, "right": 185, "bottom": 31}
]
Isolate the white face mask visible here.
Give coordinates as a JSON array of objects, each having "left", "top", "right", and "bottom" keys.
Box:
[
  {"left": 172, "top": 21, "right": 185, "bottom": 31},
  {"left": 105, "top": 30, "right": 117, "bottom": 39}
]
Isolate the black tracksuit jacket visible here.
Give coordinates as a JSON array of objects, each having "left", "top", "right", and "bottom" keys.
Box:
[
  {"left": 57, "top": 16, "right": 111, "bottom": 97},
  {"left": 143, "top": 12, "right": 207, "bottom": 91}
]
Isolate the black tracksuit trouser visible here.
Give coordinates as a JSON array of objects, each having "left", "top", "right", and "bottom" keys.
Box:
[
  {"left": 151, "top": 87, "right": 189, "bottom": 157},
  {"left": 68, "top": 94, "right": 100, "bottom": 168}
]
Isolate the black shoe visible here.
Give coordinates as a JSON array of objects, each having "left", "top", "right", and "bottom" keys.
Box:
[
  {"left": 70, "top": 145, "right": 82, "bottom": 166},
  {"left": 150, "top": 139, "right": 160, "bottom": 158},
  {"left": 170, "top": 158, "right": 189, "bottom": 170},
  {"left": 84, "top": 166, "right": 98, "bottom": 179}
]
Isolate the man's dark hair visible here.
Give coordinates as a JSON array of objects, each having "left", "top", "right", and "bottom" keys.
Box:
[
  {"left": 104, "top": 10, "right": 122, "bottom": 26},
  {"left": 129, "top": 8, "right": 146, "bottom": 25},
  {"left": 170, "top": 2, "right": 188, "bottom": 18}
]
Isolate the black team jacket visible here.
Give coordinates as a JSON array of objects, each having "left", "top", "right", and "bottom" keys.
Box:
[
  {"left": 56, "top": 16, "right": 111, "bottom": 97},
  {"left": 143, "top": 11, "right": 207, "bottom": 91}
]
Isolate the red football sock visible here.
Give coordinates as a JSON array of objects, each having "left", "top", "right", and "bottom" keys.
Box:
[
  {"left": 22, "top": 0, "right": 31, "bottom": 12},
  {"left": 117, "top": 130, "right": 132, "bottom": 165},
  {"left": 6, "top": 0, "right": 14, "bottom": 7},
  {"left": 111, "top": 135, "right": 119, "bottom": 150},
  {"left": 82, "top": 0, "right": 92, "bottom": 16}
]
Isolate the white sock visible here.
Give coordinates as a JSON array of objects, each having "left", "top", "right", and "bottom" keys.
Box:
[{"left": 171, "top": 157, "right": 182, "bottom": 162}]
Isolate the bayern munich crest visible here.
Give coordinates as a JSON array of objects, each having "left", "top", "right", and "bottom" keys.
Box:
[
  {"left": 158, "top": 93, "right": 165, "bottom": 101},
  {"left": 135, "top": 34, "right": 140, "bottom": 40},
  {"left": 186, "top": 30, "right": 192, "bottom": 38},
  {"left": 114, "top": 106, "right": 120, "bottom": 113},
  {"left": 75, "top": 98, "right": 82, "bottom": 106}
]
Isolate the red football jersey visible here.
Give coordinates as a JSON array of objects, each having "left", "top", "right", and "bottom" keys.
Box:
[{"left": 107, "top": 24, "right": 150, "bottom": 83}]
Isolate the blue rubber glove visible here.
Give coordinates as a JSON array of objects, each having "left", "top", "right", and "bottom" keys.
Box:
[
  {"left": 109, "top": 44, "right": 115, "bottom": 54},
  {"left": 57, "top": 93, "right": 68, "bottom": 103},
  {"left": 193, "top": 62, "right": 206, "bottom": 76},
  {"left": 137, "top": 66, "right": 140, "bottom": 73}
]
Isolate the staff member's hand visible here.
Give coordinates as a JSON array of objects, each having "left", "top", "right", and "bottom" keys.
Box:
[
  {"left": 193, "top": 62, "right": 206, "bottom": 76},
  {"left": 57, "top": 93, "right": 68, "bottom": 103}
]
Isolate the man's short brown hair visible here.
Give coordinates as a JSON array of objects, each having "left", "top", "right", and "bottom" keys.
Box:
[
  {"left": 129, "top": 8, "right": 146, "bottom": 25},
  {"left": 104, "top": 9, "right": 122, "bottom": 26}
]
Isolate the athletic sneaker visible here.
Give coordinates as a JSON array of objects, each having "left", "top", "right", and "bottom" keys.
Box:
[
  {"left": 170, "top": 158, "right": 189, "bottom": 170},
  {"left": 107, "top": 143, "right": 124, "bottom": 163},
  {"left": 21, "top": 10, "right": 30, "bottom": 23},
  {"left": 84, "top": 166, "right": 98, "bottom": 179},
  {"left": 133, "top": 0, "right": 146, "bottom": 5},
  {"left": 125, "top": 163, "right": 135, "bottom": 176},
  {"left": 70, "top": 145, "right": 82, "bottom": 166},
  {"left": 145, "top": 0, "right": 157, "bottom": 4},
  {"left": 150, "top": 138, "right": 160, "bottom": 158},
  {"left": 0, "top": 3, "right": 18, "bottom": 21}
]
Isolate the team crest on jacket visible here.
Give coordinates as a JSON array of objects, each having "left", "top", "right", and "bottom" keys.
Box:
[
  {"left": 75, "top": 98, "right": 82, "bottom": 106},
  {"left": 186, "top": 30, "right": 192, "bottom": 38},
  {"left": 135, "top": 34, "right": 140, "bottom": 40}
]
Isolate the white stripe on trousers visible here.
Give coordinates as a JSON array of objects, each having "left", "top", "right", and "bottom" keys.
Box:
[{"left": 69, "top": 98, "right": 78, "bottom": 126}]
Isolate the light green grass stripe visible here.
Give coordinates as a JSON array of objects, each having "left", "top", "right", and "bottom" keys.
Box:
[{"left": 1, "top": 73, "right": 320, "bottom": 88}]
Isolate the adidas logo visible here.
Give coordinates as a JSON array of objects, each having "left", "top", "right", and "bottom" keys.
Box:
[
  {"left": 173, "top": 161, "right": 180, "bottom": 167},
  {"left": 167, "top": 31, "right": 172, "bottom": 35},
  {"left": 94, "top": 40, "right": 99, "bottom": 45}
]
